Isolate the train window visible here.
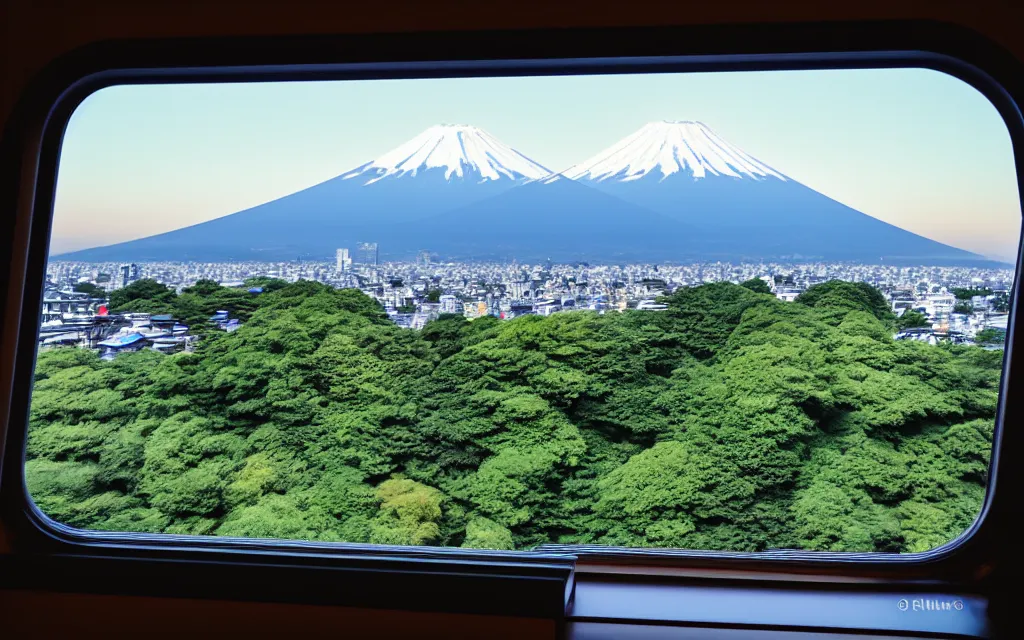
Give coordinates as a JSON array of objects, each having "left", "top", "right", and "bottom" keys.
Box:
[{"left": 27, "top": 66, "right": 1018, "bottom": 556}]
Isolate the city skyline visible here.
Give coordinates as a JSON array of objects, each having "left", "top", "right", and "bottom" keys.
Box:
[
  {"left": 52, "top": 68, "right": 1022, "bottom": 261},
  {"left": 44, "top": 256, "right": 1014, "bottom": 336}
]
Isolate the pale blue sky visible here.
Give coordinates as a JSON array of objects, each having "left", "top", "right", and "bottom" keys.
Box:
[{"left": 52, "top": 68, "right": 1022, "bottom": 261}]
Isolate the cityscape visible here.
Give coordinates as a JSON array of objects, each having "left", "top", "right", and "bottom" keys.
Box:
[
  {"left": 41, "top": 248, "right": 1014, "bottom": 359},
  {"left": 28, "top": 71, "right": 1019, "bottom": 552}
]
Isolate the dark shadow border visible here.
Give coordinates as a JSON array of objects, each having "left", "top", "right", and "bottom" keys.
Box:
[{"left": 1, "top": 19, "right": 1022, "bottom": 635}]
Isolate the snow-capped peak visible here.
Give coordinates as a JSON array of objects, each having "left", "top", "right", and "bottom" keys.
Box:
[
  {"left": 561, "top": 120, "right": 787, "bottom": 182},
  {"left": 342, "top": 124, "right": 551, "bottom": 184}
]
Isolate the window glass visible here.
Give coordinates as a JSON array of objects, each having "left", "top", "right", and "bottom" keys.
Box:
[{"left": 30, "top": 68, "right": 1019, "bottom": 553}]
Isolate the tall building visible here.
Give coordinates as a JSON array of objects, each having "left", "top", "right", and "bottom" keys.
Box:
[
  {"left": 416, "top": 250, "right": 431, "bottom": 266},
  {"left": 357, "top": 242, "right": 379, "bottom": 266},
  {"left": 508, "top": 280, "right": 532, "bottom": 299},
  {"left": 439, "top": 294, "right": 459, "bottom": 314},
  {"left": 118, "top": 263, "right": 140, "bottom": 288},
  {"left": 336, "top": 248, "right": 351, "bottom": 272}
]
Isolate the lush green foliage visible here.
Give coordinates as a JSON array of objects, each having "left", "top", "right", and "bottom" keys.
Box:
[
  {"left": 110, "top": 278, "right": 279, "bottom": 328},
  {"left": 73, "top": 282, "right": 106, "bottom": 298},
  {"left": 739, "top": 278, "right": 773, "bottom": 294},
  {"left": 108, "top": 279, "right": 176, "bottom": 310},
  {"left": 975, "top": 328, "right": 1006, "bottom": 345},
  {"left": 951, "top": 287, "right": 992, "bottom": 300},
  {"left": 795, "top": 280, "right": 894, "bottom": 325},
  {"left": 991, "top": 292, "right": 1010, "bottom": 313},
  {"left": 27, "top": 280, "right": 1000, "bottom": 552},
  {"left": 954, "top": 301, "right": 975, "bottom": 315},
  {"left": 896, "top": 309, "right": 931, "bottom": 330}
]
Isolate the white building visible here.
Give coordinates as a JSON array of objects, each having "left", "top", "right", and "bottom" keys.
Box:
[
  {"left": 336, "top": 248, "right": 352, "bottom": 272},
  {"left": 986, "top": 314, "right": 1009, "bottom": 331},
  {"left": 535, "top": 299, "right": 559, "bottom": 316},
  {"left": 411, "top": 312, "right": 434, "bottom": 330},
  {"left": 439, "top": 295, "right": 459, "bottom": 314},
  {"left": 775, "top": 286, "right": 802, "bottom": 303},
  {"left": 636, "top": 299, "right": 669, "bottom": 311},
  {"left": 507, "top": 280, "right": 533, "bottom": 299},
  {"left": 463, "top": 301, "right": 488, "bottom": 319},
  {"left": 921, "top": 293, "right": 956, "bottom": 329}
]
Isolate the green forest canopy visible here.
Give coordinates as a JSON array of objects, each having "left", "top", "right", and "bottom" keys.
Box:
[
  {"left": 26, "top": 279, "right": 1001, "bottom": 552},
  {"left": 951, "top": 287, "right": 993, "bottom": 300}
]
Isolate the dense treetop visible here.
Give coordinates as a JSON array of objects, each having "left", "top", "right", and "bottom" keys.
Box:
[
  {"left": 72, "top": 282, "right": 106, "bottom": 298},
  {"left": 27, "top": 279, "right": 1000, "bottom": 552},
  {"left": 896, "top": 309, "right": 931, "bottom": 330},
  {"left": 951, "top": 287, "right": 993, "bottom": 300},
  {"left": 739, "top": 278, "right": 772, "bottom": 295}
]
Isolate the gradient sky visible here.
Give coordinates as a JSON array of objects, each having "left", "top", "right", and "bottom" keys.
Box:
[{"left": 52, "top": 68, "right": 1022, "bottom": 261}]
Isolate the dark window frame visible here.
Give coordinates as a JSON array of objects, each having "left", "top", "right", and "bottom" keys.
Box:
[{"left": 1, "top": 20, "right": 1021, "bottom": 636}]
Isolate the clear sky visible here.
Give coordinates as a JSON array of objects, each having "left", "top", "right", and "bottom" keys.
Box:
[{"left": 52, "top": 68, "right": 1022, "bottom": 261}]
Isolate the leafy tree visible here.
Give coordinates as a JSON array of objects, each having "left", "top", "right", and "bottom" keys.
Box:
[
  {"left": 174, "top": 280, "right": 262, "bottom": 327},
  {"left": 991, "top": 292, "right": 1010, "bottom": 313},
  {"left": 217, "top": 494, "right": 331, "bottom": 540},
  {"left": 73, "top": 282, "right": 106, "bottom": 298},
  {"left": 426, "top": 289, "right": 443, "bottom": 303},
  {"left": 244, "top": 277, "right": 289, "bottom": 293},
  {"left": 421, "top": 314, "right": 472, "bottom": 359},
  {"left": 796, "top": 280, "right": 894, "bottom": 325},
  {"left": 739, "top": 278, "right": 772, "bottom": 294},
  {"left": 658, "top": 282, "right": 770, "bottom": 359},
  {"left": 896, "top": 309, "right": 930, "bottom": 330},
  {"left": 370, "top": 478, "right": 445, "bottom": 546},
  {"left": 108, "top": 279, "right": 176, "bottom": 310},
  {"left": 974, "top": 328, "right": 1006, "bottom": 345},
  {"left": 953, "top": 301, "right": 974, "bottom": 315},
  {"left": 461, "top": 517, "right": 514, "bottom": 550},
  {"left": 183, "top": 279, "right": 222, "bottom": 296},
  {"left": 951, "top": 287, "right": 992, "bottom": 300},
  {"left": 595, "top": 441, "right": 742, "bottom": 548}
]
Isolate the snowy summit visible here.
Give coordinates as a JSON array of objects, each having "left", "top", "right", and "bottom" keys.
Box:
[
  {"left": 563, "top": 120, "right": 788, "bottom": 183},
  {"left": 341, "top": 124, "right": 551, "bottom": 184}
]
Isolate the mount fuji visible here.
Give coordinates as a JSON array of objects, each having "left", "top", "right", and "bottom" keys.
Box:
[
  {"left": 56, "top": 121, "right": 988, "bottom": 264},
  {"left": 58, "top": 125, "right": 552, "bottom": 262},
  {"left": 559, "top": 120, "right": 980, "bottom": 262}
]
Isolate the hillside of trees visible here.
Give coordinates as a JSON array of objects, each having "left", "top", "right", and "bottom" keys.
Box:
[{"left": 26, "top": 279, "right": 1000, "bottom": 552}]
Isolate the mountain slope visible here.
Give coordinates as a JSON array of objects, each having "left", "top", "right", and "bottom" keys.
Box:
[
  {"left": 563, "top": 120, "right": 787, "bottom": 182},
  {"left": 401, "top": 177, "right": 701, "bottom": 261},
  {"left": 57, "top": 125, "right": 549, "bottom": 262},
  {"left": 343, "top": 123, "right": 550, "bottom": 183},
  {"left": 561, "top": 121, "right": 981, "bottom": 262},
  {"left": 56, "top": 121, "right": 988, "bottom": 265}
]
